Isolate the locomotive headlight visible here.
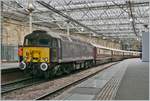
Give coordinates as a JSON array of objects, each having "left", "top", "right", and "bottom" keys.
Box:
[
  {"left": 42, "top": 57, "right": 48, "bottom": 62},
  {"left": 45, "top": 58, "right": 48, "bottom": 62},
  {"left": 19, "top": 61, "right": 26, "bottom": 70},
  {"left": 40, "top": 63, "right": 48, "bottom": 71}
]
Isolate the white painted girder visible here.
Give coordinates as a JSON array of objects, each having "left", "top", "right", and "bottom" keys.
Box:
[{"left": 1, "top": 0, "right": 149, "bottom": 42}]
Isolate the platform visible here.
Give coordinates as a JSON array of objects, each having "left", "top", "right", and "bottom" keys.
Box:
[
  {"left": 55, "top": 58, "right": 149, "bottom": 100},
  {"left": 1, "top": 62, "right": 19, "bottom": 70},
  {"left": 115, "top": 59, "right": 149, "bottom": 100}
]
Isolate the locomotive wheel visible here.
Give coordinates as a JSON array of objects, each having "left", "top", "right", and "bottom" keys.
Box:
[
  {"left": 71, "top": 63, "right": 76, "bottom": 72},
  {"left": 52, "top": 65, "right": 62, "bottom": 76},
  {"left": 69, "top": 63, "right": 75, "bottom": 72},
  {"left": 84, "top": 62, "right": 88, "bottom": 68},
  {"left": 56, "top": 67, "right": 63, "bottom": 76},
  {"left": 62, "top": 67, "right": 70, "bottom": 74},
  {"left": 89, "top": 61, "right": 93, "bottom": 67},
  {"left": 80, "top": 63, "right": 84, "bottom": 69},
  {"left": 72, "top": 63, "right": 76, "bottom": 71},
  {"left": 29, "top": 67, "right": 39, "bottom": 77},
  {"left": 44, "top": 71, "right": 50, "bottom": 79},
  {"left": 62, "top": 64, "right": 73, "bottom": 74},
  {"left": 32, "top": 69, "right": 38, "bottom": 76}
]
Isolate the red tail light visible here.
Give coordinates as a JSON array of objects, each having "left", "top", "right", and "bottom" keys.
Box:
[{"left": 18, "top": 47, "right": 23, "bottom": 56}]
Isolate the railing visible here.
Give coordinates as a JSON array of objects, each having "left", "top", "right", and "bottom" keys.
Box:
[{"left": 1, "top": 44, "right": 18, "bottom": 62}]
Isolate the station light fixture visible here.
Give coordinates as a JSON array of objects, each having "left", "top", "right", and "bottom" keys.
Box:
[
  {"left": 92, "top": 33, "right": 96, "bottom": 36},
  {"left": 81, "top": 27, "right": 84, "bottom": 31},
  {"left": 28, "top": 3, "right": 34, "bottom": 12},
  {"left": 112, "top": 39, "right": 115, "bottom": 42},
  {"left": 27, "top": 0, "right": 34, "bottom": 33},
  {"left": 129, "top": 18, "right": 133, "bottom": 22},
  {"left": 102, "top": 37, "right": 106, "bottom": 39}
]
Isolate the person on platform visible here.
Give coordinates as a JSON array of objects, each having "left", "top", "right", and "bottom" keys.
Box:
[{"left": 18, "top": 46, "right": 23, "bottom": 62}]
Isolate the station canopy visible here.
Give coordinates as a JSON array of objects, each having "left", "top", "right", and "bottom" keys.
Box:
[{"left": 1, "top": 0, "right": 149, "bottom": 42}]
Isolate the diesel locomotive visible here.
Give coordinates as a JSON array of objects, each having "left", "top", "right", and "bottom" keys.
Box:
[{"left": 18, "top": 30, "right": 140, "bottom": 78}]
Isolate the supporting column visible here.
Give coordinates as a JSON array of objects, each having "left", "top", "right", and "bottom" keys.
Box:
[
  {"left": 29, "top": 13, "right": 32, "bottom": 33},
  {"left": 67, "top": 21, "right": 70, "bottom": 36},
  {"left": 142, "top": 32, "right": 149, "bottom": 62},
  {"left": 27, "top": 0, "right": 34, "bottom": 33}
]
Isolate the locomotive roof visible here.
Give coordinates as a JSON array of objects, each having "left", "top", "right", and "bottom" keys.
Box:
[
  {"left": 28, "top": 30, "right": 90, "bottom": 44},
  {"left": 25, "top": 30, "right": 63, "bottom": 39}
]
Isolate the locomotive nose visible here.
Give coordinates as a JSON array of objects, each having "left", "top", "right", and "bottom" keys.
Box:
[{"left": 19, "top": 61, "right": 26, "bottom": 70}]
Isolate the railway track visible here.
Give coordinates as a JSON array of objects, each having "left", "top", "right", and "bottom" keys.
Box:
[
  {"left": 1, "top": 67, "right": 33, "bottom": 85},
  {"left": 1, "top": 68, "right": 20, "bottom": 75},
  {"left": 2, "top": 62, "right": 119, "bottom": 100},
  {"left": 35, "top": 62, "right": 119, "bottom": 100},
  {"left": 1, "top": 77, "right": 46, "bottom": 94}
]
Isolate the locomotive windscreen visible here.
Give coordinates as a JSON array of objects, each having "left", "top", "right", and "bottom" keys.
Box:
[
  {"left": 24, "top": 31, "right": 58, "bottom": 48},
  {"left": 24, "top": 37, "right": 51, "bottom": 46}
]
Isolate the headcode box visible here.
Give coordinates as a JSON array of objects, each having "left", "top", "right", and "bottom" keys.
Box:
[{"left": 142, "top": 32, "right": 149, "bottom": 62}]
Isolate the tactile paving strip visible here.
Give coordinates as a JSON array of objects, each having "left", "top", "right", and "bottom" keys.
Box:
[
  {"left": 94, "top": 63, "right": 128, "bottom": 100},
  {"left": 69, "top": 87, "right": 101, "bottom": 95}
]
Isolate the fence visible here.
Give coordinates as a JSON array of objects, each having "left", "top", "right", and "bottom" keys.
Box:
[{"left": 1, "top": 44, "right": 19, "bottom": 62}]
